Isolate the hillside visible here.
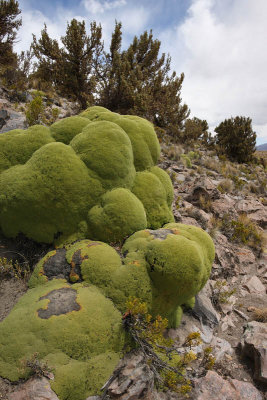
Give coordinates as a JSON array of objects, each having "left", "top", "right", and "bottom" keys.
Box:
[
  {"left": 257, "top": 143, "right": 267, "bottom": 151},
  {"left": 0, "top": 91, "right": 266, "bottom": 400}
]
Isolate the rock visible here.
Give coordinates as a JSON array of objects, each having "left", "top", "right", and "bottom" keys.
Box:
[
  {"left": 8, "top": 377, "right": 59, "bottom": 400},
  {"left": 193, "top": 291, "right": 220, "bottom": 327},
  {"left": 0, "top": 109, "right": 26, "bottom": 133},
  {"left": 0, "top": 109, "right": 10, "bottom": 129},
  {"left": 176, "top": 173, "right": 186, "bottom": 182},
  {"left": 180, "top": 216, "right": 202, "bottom": 227},
  {"left": 190, "top": 370, "right": 263, "bottom": 400},
  {"left": 236, "top": 248, "right": 256, "bottom": 265},
  {"left": 241, "top": 321, "right": 267, "bottom": 384},
  {"left": 186, "top": 185, "right": 219, "bottom": 206},
  {"left": 243, "top": 276, "right": 266, "bottom": 295},
  {"left": 235, "top": 198, "right": 267, "bottom": 227},
  {"left": 212, "top": 195, "right": 236, "bottom": 217},
  {"left": 105, "top": 351, "right": 154, "bottom": 399},
  {"left": 210, "top": 337, "right": 234, "bottom": 361}
]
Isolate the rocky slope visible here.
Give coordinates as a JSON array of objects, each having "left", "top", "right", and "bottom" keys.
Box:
[{"left": 0, "top": 93, "right": 266, "bottom": 400}]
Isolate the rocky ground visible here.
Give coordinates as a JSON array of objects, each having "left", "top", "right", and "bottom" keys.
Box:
[{"left": 0, "top": 92, "right": 266, "bottom": 400}]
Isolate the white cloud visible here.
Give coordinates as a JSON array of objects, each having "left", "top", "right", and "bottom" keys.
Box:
[
  {"left": 160, "top": 0, "right": 267, "bottom": 144},
  {"left": 82, "top": 0, "right": 126, "bottom": 14}
]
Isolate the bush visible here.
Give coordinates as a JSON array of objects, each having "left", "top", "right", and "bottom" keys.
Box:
[
  {"left": 215, "top": 116, "right": 256, "bottom": 163},
  {"left": 25, "top": 96, "right": 45, "bottom": 126}
]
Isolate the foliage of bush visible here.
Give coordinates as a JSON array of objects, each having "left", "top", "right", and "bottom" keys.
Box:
[{"left": 214, "top": 116, "right": 256, "bottom": 163}]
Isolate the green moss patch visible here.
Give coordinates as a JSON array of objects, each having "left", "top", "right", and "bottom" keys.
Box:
[
  {"left": 132, "top": 171, "right": 174, "bottom": 228},
  {"left": 0, "top": 125, "right": 54, "bottom": 173},
  {"left": 87, "top": 188, "right": 147, "bottom": 242},
  {"left": 0, "top": 142, "right": 103, "bottom": 243},
  {"left": 70, "top": 121, "right": 136, "bottom": 190},
  {"left": 0, "top": 279, "right": 125, "bottom": 399},
  {"left": 50, "top": 116, "right": 91, "bottom": 144}
]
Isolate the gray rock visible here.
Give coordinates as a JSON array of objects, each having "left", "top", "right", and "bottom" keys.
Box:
[
  {"left": 0, "top": 109, "right": 26, "bottom": 133},
  {"left": 210, "top": 336, "right": 234, "bottom": 361},
  {"left": 8, "top": 377, "right": 59, "bottom": 400},
  {"left": 193, "top": 291, "right": 220, "bottom": 327},
  {"left": 243, "top": 276, "right": 266, "bottom": 295},
  {"left": 241, "top": 321, "right": 267, "bottom": 384},
  {"left": 190, "top": 370, "right": 263, "bottom": 400}
]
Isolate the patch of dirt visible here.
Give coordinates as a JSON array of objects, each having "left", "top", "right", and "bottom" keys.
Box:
[{"left": 0, "top": 278, "right": 27, "bottom": 322}]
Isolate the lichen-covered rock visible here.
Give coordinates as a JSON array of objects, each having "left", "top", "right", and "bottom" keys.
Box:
[
  {"left": 0, "top": 279, "right": 125, "bottom": 400},
  {"left": 0, "top": 107, "right": 171, "bottom": 244}
]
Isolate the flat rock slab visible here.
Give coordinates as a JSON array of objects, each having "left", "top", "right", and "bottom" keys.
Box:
[
  {"left": 8, "top": 377, "right": 59, "bottom": 400},
  {"left": 191, "top": 370, "right": 264, "bottom": 400}
]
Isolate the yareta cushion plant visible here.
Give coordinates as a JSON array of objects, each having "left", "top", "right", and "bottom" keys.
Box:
[
  {"left": 0, "top": 106, "right": 216, "bottom": 400},
  {"left": 0, "top": 224, "right": 215, "bottom": 400},
  {"left": 0, "top": 106, "right": 173, "bottom": 244}
]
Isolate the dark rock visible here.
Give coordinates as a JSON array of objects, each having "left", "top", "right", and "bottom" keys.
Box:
[
  {"left": 37, "top": 288, "right": 81, "bottom": 319},
  {"left": 0, "top": 109, "right": 10, "bottom": 129},
  {"left": 193, "top": 291, "right": 220, "bottom": 327}
]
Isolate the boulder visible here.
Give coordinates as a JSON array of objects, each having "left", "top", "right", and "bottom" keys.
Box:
[
  {"left": 191, "top": 370, "right": 263, "bottom": 400},
  {"left": 8, "top": 377, "right": 59, "bottom": 400},
  {"left": 241, "top": 321, "right": 267, "bottom": 384}
]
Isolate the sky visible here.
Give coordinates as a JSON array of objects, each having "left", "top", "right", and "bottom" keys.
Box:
[{"left": 14, "top": 0, "right": 267, "bottom": 145}]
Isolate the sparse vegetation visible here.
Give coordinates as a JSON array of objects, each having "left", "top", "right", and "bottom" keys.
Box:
[
  {"left": 217, "top": 179, "right": 234, "bottom": 194},
  {"left": 231, "top": 214, "right": 265, "bottom": 252},
  {"left": 212, "top": 280, "right": 236, "bottom": 307},
  {"left": 0, "top": 256, "right": 30, "bottom": 282},
  {"left": 123, "top": 297, "right": 215, "bottom": 396}
]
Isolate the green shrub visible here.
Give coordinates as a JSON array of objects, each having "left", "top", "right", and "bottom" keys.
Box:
[
  {"left": 25, "top": 96, "right": 45, "bottom": 126},
  {"left": 215, "top": 116, "right": 256, "bottom": 163}
]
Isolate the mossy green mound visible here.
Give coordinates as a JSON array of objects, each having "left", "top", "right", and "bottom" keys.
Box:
[
  {"left": 29, "top": 224, "right": 215, "bottom": 327},
  {"left": 50, "top": 116, "right": 91, "bottom": 144},
  {"left": 0, "top": 125, "right": 54, "bottom": 173},
  {"left": 81, "top": 106, "right": 160, "bottom": 171},
  {"left": 132, "top": 170, "right": 174, "bottom": 228},
  {"left": 1, "top": 225, "right": 215, "bottom": 399},
  {"left": 0, "top": 108, "right": 173, "bottom": 244},
  {"left": 0, "top": 279, "right": 125, "bottom": 400},
  {"left": 0, "top": 142, "right": 103, "bottom": 243},
  {"left": 70, "top": 121, "right": 135, "bottom": 190},
  {"left": 87, "top": 188, "right": 147, "bottom": 242}
]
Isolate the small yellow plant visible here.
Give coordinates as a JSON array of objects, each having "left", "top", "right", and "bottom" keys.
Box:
[
  {"left": 0, "top": 256, "right": 30, "bottom": 282},
  {"left": 213, "top": 280, "right": 236, "bottom": 305}
]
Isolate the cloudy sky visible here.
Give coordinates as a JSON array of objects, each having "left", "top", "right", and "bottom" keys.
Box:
[{"left": 15, "top": 0, "right": 267, "bottom": 144}]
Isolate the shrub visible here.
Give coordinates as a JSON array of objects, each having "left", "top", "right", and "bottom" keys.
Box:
[
  {"left": 25, "top": 95, "right": 45, "bottom": 126},
  {"left": 231, "top": 214, "right": 265, "bottom": 252},
  {"left": 215, "top": 116, "right": 256, "bottom": 163},
  {"left": 217, "top": 179, "right": 234, "bottom": 194}
]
